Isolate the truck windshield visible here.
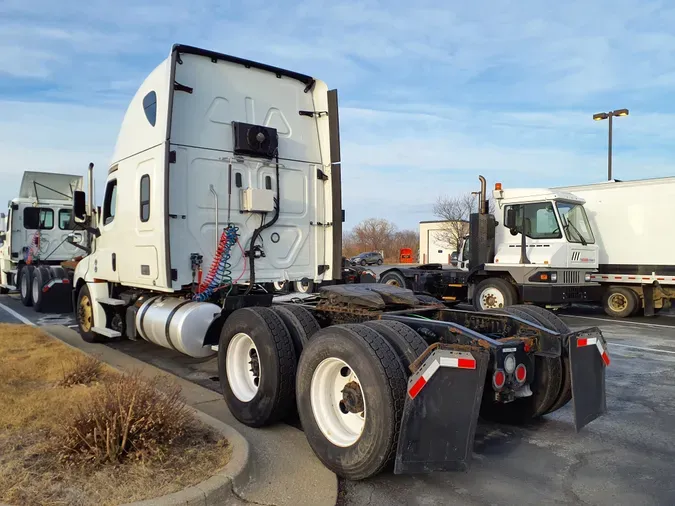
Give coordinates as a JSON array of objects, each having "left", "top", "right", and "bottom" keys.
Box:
[{"left": 556, "top": 202, "right": 595, "bottom": 245}]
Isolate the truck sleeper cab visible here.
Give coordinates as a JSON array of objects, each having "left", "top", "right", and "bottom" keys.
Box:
[{"left": 69, "top": 45, "right": 609, "bottom": 483}]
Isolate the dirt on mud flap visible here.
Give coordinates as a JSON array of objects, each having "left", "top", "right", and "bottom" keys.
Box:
[
  {"left": 394, "top": 344, "right": 489, "bottom": 474},
  {"left": 568, "top": 327, "right": 609, "bottom": 431}
]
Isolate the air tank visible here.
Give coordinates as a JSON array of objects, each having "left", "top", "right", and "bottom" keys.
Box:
[{"left": 135, "top": 296, "right": 219, "bottom": 358}]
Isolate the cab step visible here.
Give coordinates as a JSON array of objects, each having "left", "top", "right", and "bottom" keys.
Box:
[
  {"left": 0, "top": 284, "right": 16, "bottom": 291},
  {"left": 92, "top": 327, "right": 122, "bottom": 338},
  {"left": 98, "top": 298, "right": 126, "bottom": 306}
]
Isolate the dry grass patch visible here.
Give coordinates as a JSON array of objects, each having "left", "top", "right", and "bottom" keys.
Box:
[
  {"left": 59, "top": 354, "right": 105, "bottom": 387},
  {"left": 0, "top": 324, "right": 231, "bottom": 506}
]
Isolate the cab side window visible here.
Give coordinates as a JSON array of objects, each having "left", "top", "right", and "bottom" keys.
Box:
[
  {"left": 140, "top": 175, "right": 150, "bottom": 222},
  {"left": 103, "top": 180, "right": 118, "bottom": 225}
]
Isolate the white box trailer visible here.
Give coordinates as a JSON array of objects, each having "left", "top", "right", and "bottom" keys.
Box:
[
  {"left": 0, "top": 171, "right": 87, "bottom": 311},
  {"left": 558, "top": 177, "right": 675, "bottom": 316}
]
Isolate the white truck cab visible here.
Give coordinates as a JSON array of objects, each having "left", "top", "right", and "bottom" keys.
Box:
[
  {"left": 492, "top": 186, "right": 598, "bottom": 273},
  {"left": 0, "top": 171, "right": 84, "bottom": 299},
  {"left": 72, "top": 44, "right": 341, "bottom": 347}
]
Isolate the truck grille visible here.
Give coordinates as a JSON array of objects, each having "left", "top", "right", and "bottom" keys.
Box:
[{"left": 561, "top": 270, "right": 582, "bottom": 284}]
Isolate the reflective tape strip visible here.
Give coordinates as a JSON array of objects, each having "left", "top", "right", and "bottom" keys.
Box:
[
  {"left": 439, "top": 356, "right": 476, "bottom": 370},
  {"left": 577, "top": 336, "right": 610, "bottom": 366},
  {"left": 408, "top": 351, "right": 476, "bottom": 399},
  {"left": 408, "top": 360, "right": 439, "bottom": 399},
  {"left": 577, "top": 337, "right": 597, "bottom": 347}
]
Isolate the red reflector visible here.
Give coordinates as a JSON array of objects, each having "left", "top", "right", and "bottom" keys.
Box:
[
  {"left": 601, "top": 351, "right": 610, "bottom": 366},
  {"left": 62, "top": 279, "right": 70, "bottom": 284},
  {"left": 515, "top": 364, "right": 527, "bottom": 383},
  {"left": 493, "top": 370, "right": 505, "bottom": 390},
  {"left": 457, "top": 358, "right": 476, "bottom": 369},
  {"left": 408, "top": 376, "right": 427, "bottom": 399},
  {"left": 42, "top": 286, "right": 49, "bottom": 293},
  {"left": 577, "top": 338, "right": 588, "bottom": 347}
]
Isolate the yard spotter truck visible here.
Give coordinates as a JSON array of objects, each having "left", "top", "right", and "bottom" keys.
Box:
[
  {"left": 0, "top": 171, "right": 87, "bottom": 312},
  {"left": 380, "top": 179, "right": 603, "bottom": 312},
  {"left": 558, "top": 178, "right": 675, "bottom": 317},
  {"left": 69, "top": 44, "right": 610, "bottom": 480}
]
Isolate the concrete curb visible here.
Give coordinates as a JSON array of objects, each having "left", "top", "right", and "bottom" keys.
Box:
[{"left": 39, "top": 327, "right": 253, "bottom": 506}]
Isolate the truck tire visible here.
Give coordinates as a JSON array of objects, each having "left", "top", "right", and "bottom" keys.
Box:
[
  {"left": 219, "top": 307, "right": 297, "bottom": 427},
  {"left": 271, "top": 305, "right": 319, "bottom": 356},
  {"left": 603, "top": 286, "right": 638, "bottom": 318},
  {"left": 379, "top": 270, "right": 408, "bottom": 288},
  {"left": 31, "top": 266, "right": 52, "bottom": 312},
  {"left": 505, "top": 305, "right": 572, "bottom": 414},
  {"left": 363, "top": 320, "right": 427, "bottom": 370},
  {"left": 480, "top": 305, "right": 563, "bottom": 423},
  {"left": 281, "top": 305, "right": 321, "bottom": 337},
  {"left": 76, "top": 284, "right": 103, "bottom": 343},
  {"left": 294, "top": 280, "right": 314, "bottom": 294},
  {"left": 296, "top": 324, "right": 407, "bottom": 480},
  {"left": 19, "top": 265, "right": 35, "bottom": 306},
  {"left": 473, "top": 277, "right": 517, "bottom": 311}
]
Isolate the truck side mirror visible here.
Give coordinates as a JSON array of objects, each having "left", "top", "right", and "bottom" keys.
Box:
[
  {"left": 505, "top": 208, "right": 516, "bottom": 230},
  {"left": 72, "top": 190, "right": 87, "bottom": 224}
]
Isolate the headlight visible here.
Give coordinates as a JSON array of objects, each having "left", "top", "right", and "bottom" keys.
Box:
[
  {"left": 550, "top": 272, "right": 557, "bottom": 282},
  {"left": 504, "top": 353, "right": 516, "bottom": 374},
  {"left": 584, "top": 273, "right": 592, "bottom": 282}
]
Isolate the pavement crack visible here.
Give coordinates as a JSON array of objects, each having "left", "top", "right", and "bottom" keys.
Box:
[
  {"left": 230, "top": 483, "right": 277, "bottom": 506},
  {"left": 562, "top": 449, "right": 613, "bottom": 505}
]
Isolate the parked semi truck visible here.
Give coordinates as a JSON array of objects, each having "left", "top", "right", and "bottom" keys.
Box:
[
  {"left": 69, "top": 44, "right": 609, "bottom": 480},
  {"left": 558, "top": 177, "right": 675, "bottom": 317},
  {"left": 380, "top": 179, "right": 602, "bottom": 310},
  {"left": 0, "top": 171, "right": 86, "bottom": 312}
]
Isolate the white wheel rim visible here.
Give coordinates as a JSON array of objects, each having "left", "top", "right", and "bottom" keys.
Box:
[
  {"left": 296, "top": 281, "right": 311, "bottom": 293},
  {"left": 32, "top": 276, "right": 39, "bottom": 303},
  {"left": 310, "top": 357, "right": 366, "bottom": 447},
  {"left": 273, "top": 281, "right": 286, "bottom": 292},
  {"left": 226, "top": 333, "right": 260, "bottom": 402},
  {"left": 479, "top": 287, "right": 505, "bottom": 310}
]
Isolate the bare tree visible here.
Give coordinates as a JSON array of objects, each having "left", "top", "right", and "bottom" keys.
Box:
[
  {"left": 342, "top": 218, "right": 419, "bottom": 262},
  {"left": 431, "top": 193, "right": 494, "bottom": 251}
]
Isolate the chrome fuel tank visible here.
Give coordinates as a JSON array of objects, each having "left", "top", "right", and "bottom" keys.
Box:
[{"left": 135, "top": 296, "right": 219, "bottom": 358}]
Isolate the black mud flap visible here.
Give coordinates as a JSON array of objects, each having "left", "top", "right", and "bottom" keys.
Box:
[
  {"left": 569, "top": 327, "right": 608, "bottom": 431},
  {"left": 394, "top": 346, "right": 489, "bottom": 474},
  {"left": 42, "top": 282, "right": 74, "bottom": 313}
]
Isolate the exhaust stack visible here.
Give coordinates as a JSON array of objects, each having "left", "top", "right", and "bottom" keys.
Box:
[
  {"left": 478, "top": 175, "right": 488, "bottom": 214},
  {"left": 87, "top": 162, "right": 94, "bottom": 216}
]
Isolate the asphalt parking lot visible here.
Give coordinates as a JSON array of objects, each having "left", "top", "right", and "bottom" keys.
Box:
[{"left": 1, "top": 293, "right": 674, "bottom": 506}]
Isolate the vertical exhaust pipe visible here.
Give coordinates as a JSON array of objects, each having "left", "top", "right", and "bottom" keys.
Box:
[
  {"left": 87, "top": 162, "right": 94, "bottom": 216},
  {"left": 478, "top": 175, "right": 487, "bottom": 214}
]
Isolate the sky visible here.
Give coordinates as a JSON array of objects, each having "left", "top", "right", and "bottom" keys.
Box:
[{"left": 2, "top": 0, "right": 675, "bottom": 231}]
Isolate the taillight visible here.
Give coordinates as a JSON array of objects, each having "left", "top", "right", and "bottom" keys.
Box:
[
  {"left": 515, "top": 364, "right": 527, "bottom": 383},
  {"left": 492, "top": 370, "right": 506, "bottom": 390}
]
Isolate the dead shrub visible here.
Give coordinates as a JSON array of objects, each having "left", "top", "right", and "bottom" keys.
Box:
[
  {"left": 59, "top": 372, "right": 191, "bottom": 465},
  {"left": 59, "top": 354, "right": 104, "bottom": 387}
]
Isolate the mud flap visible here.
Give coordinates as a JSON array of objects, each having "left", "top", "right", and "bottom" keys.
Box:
[
  {"left": 41, "top": 282, "right": 73, "bottom": 313},
  {"left": 569, "top": 327, "right": 608, "bottom": 431},
  {"left": 394, "top": 346, "right": 489, "bottom": 474}
]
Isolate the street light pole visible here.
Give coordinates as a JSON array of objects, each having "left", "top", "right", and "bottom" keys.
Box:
[
  {"left": 593, "top": 108, "right": 629, "bottom": 181},
  {"left": 608, "top": 113, "right": 612, "bottom": 180}
]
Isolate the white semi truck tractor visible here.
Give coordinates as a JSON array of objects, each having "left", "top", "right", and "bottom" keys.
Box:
[
  {"left": 0, "top": 171, "right": 86, "bottom": 312},
  {"left": 380, "top": 179, "right": 602, "bottom": 310},
  {"left": 70, "top": 44, "right": 610, "bottom": 480},
  {"left": 559, "top": 177, "right": 675, "bottom": 317}
]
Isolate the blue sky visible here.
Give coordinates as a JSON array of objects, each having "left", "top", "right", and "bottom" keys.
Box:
[{"left": 2, "top": 0, "right": 675, "bottom": 231}]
